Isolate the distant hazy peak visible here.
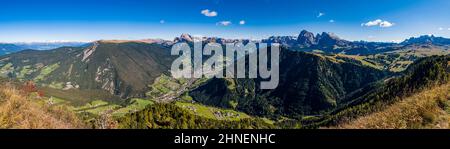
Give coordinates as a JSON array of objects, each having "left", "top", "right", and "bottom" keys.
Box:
[{"left": 401, "top": 35, "right": 450, "bottom": 45}]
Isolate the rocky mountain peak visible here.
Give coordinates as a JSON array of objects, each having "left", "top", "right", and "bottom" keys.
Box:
[
  {"left": 297, "top": 30, "right": 316, "bottom": 46},
  {"left": 174, "top": 33, "right": 194, "bottom": 42},
  {"left": 316, "top": 32, "right": 349, "bottom": 47}
]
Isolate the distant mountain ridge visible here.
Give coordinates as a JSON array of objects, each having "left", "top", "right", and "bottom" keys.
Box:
[
  {"left": 2, "top": 30, "right": 450, "bottom": 56},
  {"left": 262, "top": 30, "right": 356, "bottom": 48},
  {"left": 0, "top": 44, "right": 23, "bottom": 55},
  {"left": 262, "top": 30, "right": 450, "bottom": 55},
  {"left": 401, "top": 35, "right": 450, "bottom": 45},
  {"left": 0, "top": 42, "right": 87, "bottom": 56},
  {"left": 13, "top": 42, "right": 87, "bottom": 50}
]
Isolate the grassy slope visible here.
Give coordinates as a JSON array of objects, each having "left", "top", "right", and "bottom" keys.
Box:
[
  {"left": 0, "top": 82, "right": 86, "bottom": 128},
  {"left": 338, "top": 82, "right": 450, "bottom": 129}
]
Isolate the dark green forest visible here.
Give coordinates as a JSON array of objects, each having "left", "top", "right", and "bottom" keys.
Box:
[{"left": 117, "top": 103, "right": 274, "bottom": 129}]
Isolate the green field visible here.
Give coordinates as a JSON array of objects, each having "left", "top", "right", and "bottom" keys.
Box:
[
  {"left": 112, "top": 98, "right": 154, "bottom": 117},
  {"left": 34, "top": 63, "right": 60, "bottom": 81},
  {"left": 175, "top": 101, "right": 250, "bottom": 121},
  {"left": 72, "top": 100, "right": 121, "bottom": 115}
]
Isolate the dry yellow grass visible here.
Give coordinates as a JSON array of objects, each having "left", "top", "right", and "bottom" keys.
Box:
[
  {"left": 338, "top": 82, "right": 450, "bottom": 129},
  {"left": 0, "top": 82, "right": 86, "bottom": 129}
]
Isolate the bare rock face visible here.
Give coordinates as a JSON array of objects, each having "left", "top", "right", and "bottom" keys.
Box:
[
  {"left": 95, "top": 58, "right": 119, "bottom": 95},
  {"left": 315, "top": 32, "right": 350, "bottom": 47},
  {"left": 262, "top": 36, "right": 298, "bottom": 46},
  {"left": 82, "top": 42, "right": 98, "bottom": 62},
  {"left": 297, "top": 30, "right": 316, "bottom": 47}
]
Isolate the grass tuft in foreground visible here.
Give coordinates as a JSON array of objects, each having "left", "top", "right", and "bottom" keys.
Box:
[{"left": 0, "top": 82, "right": 86, "bottom": 129}]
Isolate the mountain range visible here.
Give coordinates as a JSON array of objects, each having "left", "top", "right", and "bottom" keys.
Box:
[
  {"left": 1, "top": 30, "right": 449, "bottom": 98},
  {"left": 0, "top": 44, "right": 23, "bottom": 55},
  {"left": 0, "top": 30, "right": 449, "bottom": 129},
  {"left": 1, "top": 30, "right": 450, "bottom": 56},
  {"left": 263, "top": 30, "right": 450, "bottom": 55},
  {"left": 0, "top": 42, "right": 87, "bottom": 56}
]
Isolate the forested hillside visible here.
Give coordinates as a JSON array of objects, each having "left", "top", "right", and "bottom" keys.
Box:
[
  {"left": 299, "top": 55, "right": 450, "bottom": 128},
  {"left": 117, "top": 103, "right": 274, "bottom": 129},
  {"left": 190, "top": 49, "right": 389, "bottom": 119}
]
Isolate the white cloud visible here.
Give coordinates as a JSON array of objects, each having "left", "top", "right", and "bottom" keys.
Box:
[
  {"left": 217, "top": 21, "right": 232, "bottom": 26},
  {"left": 329, "top": 20, "right": 335, "bottom": 23},
  {"left": 379, "top": 21, "right": 394, "bottom": 28},
  {"left": 438, "top": 27, "right": 444, "bottom": 31},
  {"left": 201, "top": 9, "right": 218, "bottom": 17},
  {"left": 317, "top": 12, "right": 325, "bottom": 18},
  {"left": 160, "top": 20, "right": 165, "bottom": 24},
  {"left": 239, "top": 20, "right": 246, "bottom": 25},
  {"left": 448, "top": 28, "right": 450, "bottom": 31},
  {"left": 362, "top": 19, "right": 394, "bottom": 28},
  {"left": 362, "top": 19, "right": 382, "bottom": 27}
]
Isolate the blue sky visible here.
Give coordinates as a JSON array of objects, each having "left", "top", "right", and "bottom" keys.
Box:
[{"left": 0, "top": 0, "right": 449, "bottom": 42}]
